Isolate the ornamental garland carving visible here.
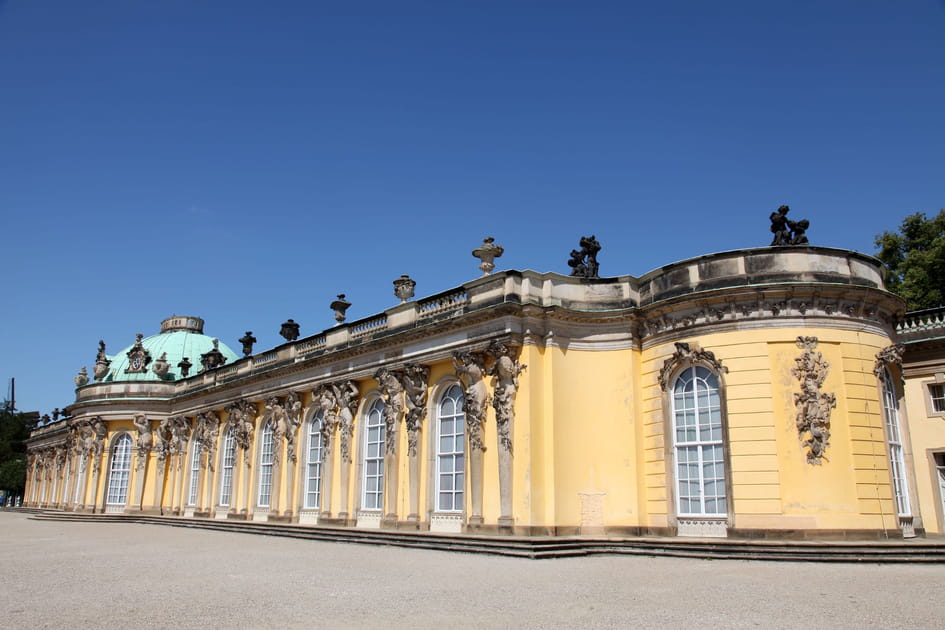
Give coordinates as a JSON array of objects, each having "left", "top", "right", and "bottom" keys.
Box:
[
  {"left": 400, "top": 363, "right": 430, "bottom": 457},
  {"left": 873, "top": 344, "right": 905, "bottom": 382},
  {"left": 791, "top": 336, "right": 836, "bottom": 465},
  {"left": 375, "top": 367, "right": 405, "bottom": 455},
  {"left": 488, "top": 341, "right": 525, "bottom": 454},
  {"left": 658, "top": 342, "right": 728, "bottom": 391},
  {"left": 452, "top": 350, "right": 490, "bottom": 453}
]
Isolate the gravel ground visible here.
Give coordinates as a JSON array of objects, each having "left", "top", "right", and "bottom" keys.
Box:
[{"left": 1, "top": 511, "right": 943, "bottom": 629}]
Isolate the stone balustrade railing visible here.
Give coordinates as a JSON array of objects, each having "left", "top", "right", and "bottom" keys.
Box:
[
  {"left": 896, "top": 306, "right": 945, "bottom": 340},
  {"left": 73, "top": 246, "right": 897, "bottom": 402}
]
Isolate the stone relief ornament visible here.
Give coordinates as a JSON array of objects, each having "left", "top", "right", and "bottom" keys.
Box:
[
  {"left": 284, "top": 391, "right": 303, "bottom": 464},
  {"left": 400, "top": 364, "right": 430, "bottom": 457},
  {"left": 393, "top": 275, "right": 416, "bottom": 303},
  {"left": 93, "top": 340, "right": 111, "bottom": 381},
  {"left": 177, "top": 357, "right": 193, "bottom": 378},
  {"left": 199, "top": 339, "right": 227, "bottom": 372},
  {"left": 769, "top": 205, "right": 810, "bottom": 246},
  {"left": 472, "top": 237, "right": 504, "bottom": 276},
  {"left": 331, "top": 380, "right": 360, "bottom": 464},
  {"left": 263, "top": 396, "right": 288, "bottom": 465},
  {"left": 567, "top": 235, "right": 602, "bottom": 279},
  {"left": 151, "top": 352, "right": 170, "bottom": 379},
  {"left": 374, "top": 367, "right": 405, "bottom": 455},
  {"left": 658, "top": 342, "right": 728, "bottom": 391},
  {"left": 874, "top": 344, "right": 905, "bottom": 381},
  {"left": 792, "top": 336, "right": 836, "bottom": 465},
  {"left": 194, "top": 410, "right": 221, "bottom": 470},
  {"left": 74, "top": 366, "right": 90, "bottom": 388},
  {"left": 453, "top": 350, "right": 490, "bottom": 453},
  {"left": 133, "top": 414, "right": 152, "bottom": 470},
  {"left": 238, "top": 331, "right": 257, "bottom": 356},
  {"left": 330, "top": 295, "right": 352, "bottom": 324},
  {"left": 125, "top": 334, "right": 152, "bottom": 374},
  {"left": 487, "top": 342, "right": 526, "bottom": 453},
  {"left": 280, "top": 319, "right": 301, "bottom": 342},
  {"left": 89, "top": 416, "right": 108, "bottom": 472},
  {"left": 225, "top": 400, "right": 257, "bottom": 464}
]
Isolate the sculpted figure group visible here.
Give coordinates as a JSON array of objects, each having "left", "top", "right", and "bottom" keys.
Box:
[{"left": 769, "top": 205, "right": 810, "bottom": 246}]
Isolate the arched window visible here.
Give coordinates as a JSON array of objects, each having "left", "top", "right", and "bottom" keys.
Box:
[
  {"left": 436, "top": 384, "right": 465, "bottom": 513},
  {"left": 257, "top": 421, "right": 274, "bottom": 508},
  {"left": 361, "top": 398, "right": 385, "bottom": 511},
  {"left": 219, "top": 427, "right": 236, "bottom": 507},
  {"left": 305, "top": 412, "right": 325, "bottom": 509},
  {"left": 671, "top": 366, "right": 726, "bottom": 517},
  {"left": 880, "top": 368, "right": 911, "bottom": 516},
  {"left": 105, "top": 433, "right": 133, "bottom": 506},
  {"left": 187, "top": 440, "right": 202, "bottom": 506}
]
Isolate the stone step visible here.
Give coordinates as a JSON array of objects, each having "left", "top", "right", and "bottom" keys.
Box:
[{"left": 25, "top": 511, "right": 945, "bottom": 562}]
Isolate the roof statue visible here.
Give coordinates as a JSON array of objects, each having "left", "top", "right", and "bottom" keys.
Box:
[
  {"left": 568, "top": 235, "right": 601, "bottom": 278},
  {"left": 769, "top": 205, "right": 810, "bottom": 246}
]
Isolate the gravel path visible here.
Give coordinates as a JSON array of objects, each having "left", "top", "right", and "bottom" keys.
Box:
[{"left": 1, "top": 511, "right": 943, "bottom": 629}]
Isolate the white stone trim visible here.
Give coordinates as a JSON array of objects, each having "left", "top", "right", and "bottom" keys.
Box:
[
  {"left": 430, "top": 512, "right": 463, "bottom": 533},
  {"left": 676, "top": 518, "right": 728, "bottom": 538},
  {"left": 298, "top": 510, "right": 319, "bottom": 525},
  {"left": 356, "top": 510, "right": 382, "bottom": 529}
]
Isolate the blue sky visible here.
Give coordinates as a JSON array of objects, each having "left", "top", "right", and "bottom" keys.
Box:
[{"left": 2, "top": 1, "right": 944, "bottom": 415}]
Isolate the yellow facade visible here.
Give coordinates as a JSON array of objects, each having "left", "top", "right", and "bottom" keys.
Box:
[{"left": 28, "top": 245, "right": 940, "bottom": 540}]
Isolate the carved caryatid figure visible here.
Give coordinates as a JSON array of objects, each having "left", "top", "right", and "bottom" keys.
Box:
[
  {"left": 89, "top": 416, "right": 108, "bottom": 472},
  {"left": 284, "top": 391, "right": 303, "bottom": 463},
  {"left": 225, "top": 400, "right": 257, "bottom": 464},
  {"left": 314, "top": 385, "right": 339, "bottom": 444},
  {"left": 133, "top": 414, "right": 152, "bottom": 469},
  {"left": 452, "top": 350, "right": 490, "bottom": 452},
  {"left": 487, "top": 342, "right": 526, "bottom": 453},
  {"left": 263, "top": 396, "right": 287, "bottom": 463},
  {"left": 791, "top": 336, "right": 836, "bottom": 465},
  {"left": 374, "top": 367, "right": 405, "bottom": 455},
  {"left": 331, "top": 381, "right": 360, "bottom": 463},
  {"left": 195, "top": 410, "right": 221, "bottom": 471},
  {"left": 400, "top": 364, "right": 430, "bottom": 457}
]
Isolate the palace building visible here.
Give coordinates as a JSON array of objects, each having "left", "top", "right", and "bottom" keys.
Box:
[{"left": 22, "top": 238, "right": 945, "bottom": 540}]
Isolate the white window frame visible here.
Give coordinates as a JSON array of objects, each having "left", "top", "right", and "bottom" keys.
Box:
[
  {"left": 105, "top": 434, "right": 133, "bottom": 506},
  {"left": 929, "top": 382, "right": 945, "bottom": 414},
  {"left": 361, "top": 398, "right": 385, "bottom": 511},
  {"left": 671, "top": 366, "right": 727, "bottom": 517},
  {"left": 305, "top": 412, "right": 325, "bottom": 509},
  {"left": 187, "top": 439, "right": 202, "bottom": 506},
  {"left": 257, "top": 422, "right": 274, "bottom": 508},
  {"left": 435, "top": 384, "right": 465, "bottom": 513},
  {"left": 219, "top": 428, "right": 235, "bottom": 507},
  {"left": 880, "top": 368, "right": 911, "bottom": 517}
]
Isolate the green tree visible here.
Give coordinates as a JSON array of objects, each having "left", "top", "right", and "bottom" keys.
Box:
[
  {"left": 875, "top": 210, "right": 945, "bottom": 310},
  {"left": 0, "top": 405, "right": 37, "bottom": 496}
]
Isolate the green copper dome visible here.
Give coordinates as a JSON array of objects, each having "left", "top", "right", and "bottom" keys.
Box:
[{"left": 102, "top": 316, "right": 240, "bottom": 382}]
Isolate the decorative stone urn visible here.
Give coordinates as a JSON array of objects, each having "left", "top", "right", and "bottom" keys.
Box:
[
  {"left": 74, "top": 366, "right": 90, "bottom": 388},
  {"left": 330, "top": 294, "right": 352, "bottom": 324},
  {"left": 393, "top": 275, "right": 416, "bottom": 303},
  {"left": 472, "top": 237, "right": 504, "bottom": 275}
]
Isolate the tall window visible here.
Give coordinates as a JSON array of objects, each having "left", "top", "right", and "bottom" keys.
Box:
[
  {"left": 436, "top": 384, "right": 465, "bottom": 512},
  {"left": 361, "top": 398, "right": 385, "bottom": 511},
  {"left": 187, "top": 440, "right": 202, "bottom": 506},
  {"left": 219, "top": 428, "right": 235, "bottom": 507},
  {"left": 880, "top": 369, "right": 910, "bottom": 516},
  {"left": 672, "top": 366, "right": 726, "bottom": 516},
  {"left": 257, "top": 422, "right": 274, "bottom": 508},
  {"left": 305, "top": 412, "right": 325, "bottom": 509},
  {"left": 930, "top": 383, "right": 945, "bottom": 413},
  {"left": 105, "top": 433, "right": 133, "bottom": 505}
]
